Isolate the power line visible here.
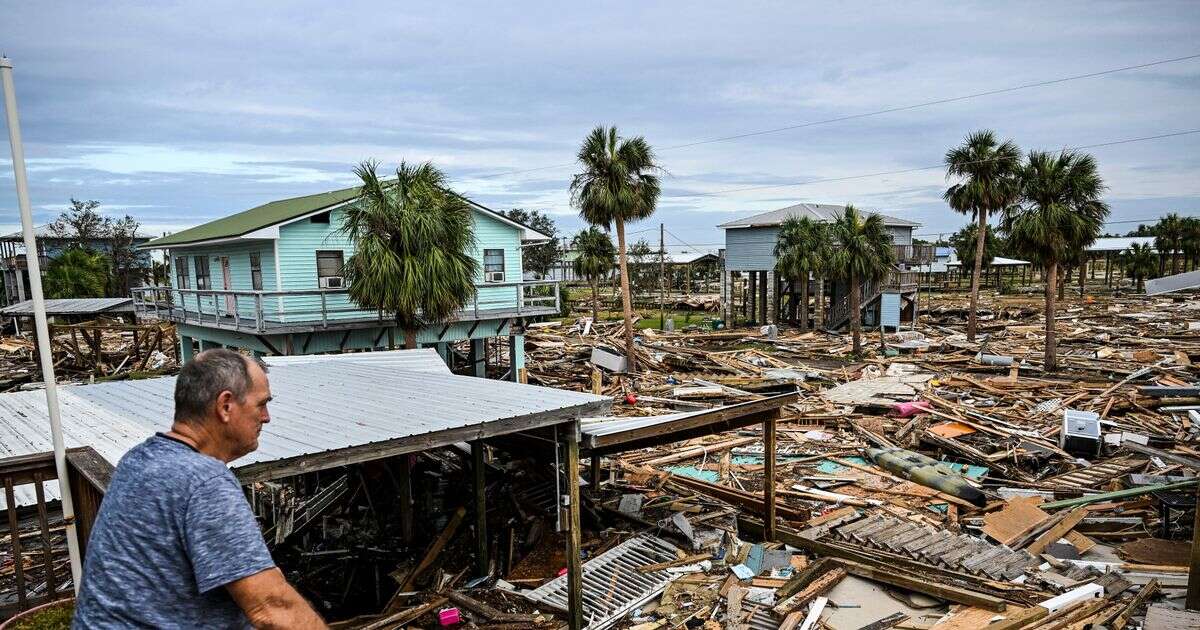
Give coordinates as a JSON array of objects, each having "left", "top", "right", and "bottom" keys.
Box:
[
  {"left": 464, "top": 53, "right": 1200, "bottom": 181},
  {"left": 663, "top": 129, "right": 1200, "bottom": 199}
]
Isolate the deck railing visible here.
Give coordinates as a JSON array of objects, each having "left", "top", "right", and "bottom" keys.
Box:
[
  {"left": 894, "top": 244, "right": 936, "bottom": 263},
  {"left": 0, "top": 447, "right": 111, "bottom": 620},
  {"left": 131, "top": 281, "right": 561, "bottom": 333}
]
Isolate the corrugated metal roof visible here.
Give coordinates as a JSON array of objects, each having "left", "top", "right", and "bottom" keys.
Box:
[
  {"left": 1088, "top": 236, "right": 1156, "bottom": 252},
  {"left": 0, "top": 354, "right": 608, "bottom": 509},
  {"left": 0, "top": 297, "right": 134, "bottom": 316},
  {"left": 262, "top": 348, "right": 451, "bottom": 373},
  {"left": 718, "top": 203, "right": 920, "bottom": 229}
]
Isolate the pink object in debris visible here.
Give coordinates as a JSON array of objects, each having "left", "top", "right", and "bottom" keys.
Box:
[
  {"left": 438, "top": 607, "right": 462, "bottom": 626},
  {"left": 894, "top": 400, "right": 932, "bottom": 417}
]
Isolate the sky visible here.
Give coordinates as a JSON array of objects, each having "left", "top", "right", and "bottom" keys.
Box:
[{"left": 1, "top": 1, "right": 1199, "bottom": 252}]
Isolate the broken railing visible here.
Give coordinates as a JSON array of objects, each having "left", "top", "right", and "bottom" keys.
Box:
[
  {"left": 0, "top": 447, "right": 112, "bottom": 619},
  {"left": 131, "top": 281, "right": 561, "bottom": 332}
]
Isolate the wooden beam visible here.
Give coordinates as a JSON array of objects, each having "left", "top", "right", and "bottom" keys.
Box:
[
  {"left": 472, "top": 440, "right": 488, "bottom": 577},
  {"left": 254, "top": 335, "right": 282, "bottom": 356},
  {"left": 764, "top": 414, "right": 777, "bottom": 542},
  {"left": 1189, "top": 482, "right": 1200, "bottom": 610},
  {"left": 233, "top": 400, "right": 608, "bottom": 484},
  {"left": 438, "top": 323, "right": 451, "bottom": 341},
  {"left": 564, "top": 424, "right": 584, "bottom": 630},
  {"left": 399, "top": 508, "right": 465, "bottom": 591}
]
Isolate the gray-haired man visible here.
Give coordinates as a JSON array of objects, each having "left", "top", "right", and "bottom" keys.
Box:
[{"left": 74, "top": 349, "right": 326, "bottom": 629}]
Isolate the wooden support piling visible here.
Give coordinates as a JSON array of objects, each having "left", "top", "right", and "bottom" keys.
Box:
[
  {"left": 564, "top": 424, "right": 584, "bottom": 630},
  {"left": 472, "top": 440, "right": 488, "bottom": 577}
]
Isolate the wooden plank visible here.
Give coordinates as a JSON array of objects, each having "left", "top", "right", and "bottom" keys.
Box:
[
  {"left": 398, "top": 507, "right": 465, "bottom": 592},
  {"left": 1025, "top": 507, "right": 1088, "bottom": 556},
  {"left": 982, "top": 497, "right": 1050, "bottom": 546},
  {"left": 764, "top": 415, "right": 777, "bottom": 542}
]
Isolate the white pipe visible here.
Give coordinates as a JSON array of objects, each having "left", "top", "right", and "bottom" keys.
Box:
[{"left": 0, "top": 56, "right": 84, "bottom": 590}]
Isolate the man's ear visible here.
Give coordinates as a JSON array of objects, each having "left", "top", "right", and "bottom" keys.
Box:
[{"left": 214, "top": 390, "right": 235, "bottom": 422}]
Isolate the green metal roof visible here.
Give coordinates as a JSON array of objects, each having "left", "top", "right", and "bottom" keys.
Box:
[{"left": 143, "top": 185, "right": 363, "bottom": 248}]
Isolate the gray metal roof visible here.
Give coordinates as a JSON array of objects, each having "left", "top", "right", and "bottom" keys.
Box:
[
  {"left": 0, "top": 297, "right": 134, "bottom": 316},
  {"left": 262, "top": 348, "right": 451, "bottom": 374},
  {"left": 1087, "top": 236, "right": 1156, "bottom": 252},
  {"left": 718, "top": 203, "right": 920, "bottom": 229},
  {"left": 0, "top": 351, "right": 609, "bottom": 508}
]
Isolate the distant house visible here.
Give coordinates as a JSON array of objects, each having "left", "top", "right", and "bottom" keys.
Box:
[
  {"left": 0, "top": 226, "right": 153, "bottom": 306},
  {"left": 134, "top": 185, "right": 554, "bottom": 380},
  {"left": 718, "top": 202, "right": 930, "bottom": 330}
]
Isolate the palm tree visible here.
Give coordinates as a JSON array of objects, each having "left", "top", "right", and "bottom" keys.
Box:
[
  {"left": 572, "top": 227, "right": 617, "bottom": 325},
  {"left": 829, "top": 205, "right": 897, "bottom": 356},
  {"left": 570, "top": 126, "right": 662, "bottom": 372},
  {"left": 43, "top": 248, "right": 110, "bottom": 299},
  {"left": 1154, "top": 213, "right": 1185, "bottom": 275},
  {"left": 774, "top": 217, "right": 828, "bottom": 331},
  {"left": 944, "top": 130, "right": 1022, "bottom": 342},
  {"left": 341, "top": 160, "right": 478, "bottom": 349},
  {"left": 1181, "top": 217, "right": 1200, "bottom": 272},
  {"left": 1121, "top": 242, "right": 1156, "bottom": 292},
  {"left": 1001, "top": 150, "right": 1108, "bottom": 372}
]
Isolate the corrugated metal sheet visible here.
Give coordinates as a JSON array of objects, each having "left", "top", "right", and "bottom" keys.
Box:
[
  {"left": 1146, "top": 269, "right": 1200, "bottom": 295},
  {"left": 262, "top": 348, "right": 451, "bottom": 373},
  {"left": 0, "top": 357, "right": 608, "bottom": 509},
  {"left": 0, "top": 298, "right": 134, "bottom": 316}
]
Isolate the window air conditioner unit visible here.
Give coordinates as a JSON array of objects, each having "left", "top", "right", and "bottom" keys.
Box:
[
  {"left": 486, "top": 271, "right": 505, "bottom": 283},
  {"left": 319, "top": 276, "right": 344, "bottom": 289}
]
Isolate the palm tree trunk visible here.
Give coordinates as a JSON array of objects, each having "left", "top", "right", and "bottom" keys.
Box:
[
  {"left": 815, "top": 277, "right": 824, "bottom": 329},
  {"left": 799, "top": 276, "right": 809, "bottom": 331},
  {"left": 614, "top": 217, "right": 638, "bottom": 373},
  {"left": 590, "top": 278, "right": 599, "bottom": 324},
  {"left": 1044, "top": 262, "right": 1057, "bottom": 372},
  {"left": 1057, "top": 266, "right": 1066, "bottom": 300},
  {"left": 849, "top": 271, "right": 861, "bottom": 356},
  {"left": 404, "top": 328, "right": 418, "bottom": 350},
  {"left": 967, "top": 206, "right": 986, "bottom": 342}
]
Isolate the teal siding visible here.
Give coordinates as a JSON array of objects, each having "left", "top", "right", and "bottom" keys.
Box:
[
  {"left": 275, "top": 204, "right": 524, "bottom": 322},
  {"left": 167, "top": 242, "right": 276, "bottom": 319}
]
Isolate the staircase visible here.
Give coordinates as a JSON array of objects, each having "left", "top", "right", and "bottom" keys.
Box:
[{"left": 825, "top": 268, "right": 919, "bottom": 331}]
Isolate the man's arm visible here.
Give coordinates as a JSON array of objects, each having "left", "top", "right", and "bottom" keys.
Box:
[{"left": 226, "top": 567, "right": 327, "bottom": 630}]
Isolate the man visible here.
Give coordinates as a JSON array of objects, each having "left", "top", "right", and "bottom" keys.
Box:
[{"left": 74, "top": 349, "right": 326, "bottom": 629}]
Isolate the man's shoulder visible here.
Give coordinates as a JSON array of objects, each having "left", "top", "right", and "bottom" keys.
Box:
[{"left": 115, "top": 435, "right": 234, "bottom": 490}]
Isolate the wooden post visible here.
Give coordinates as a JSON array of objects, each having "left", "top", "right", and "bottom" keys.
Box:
[
  {"left": 590, "top": 455, "right": 602, "bottom": 490},
  {"left": 1187, "top": 481, "right": 1200, "bottom": 610},
  {"left": 764, "top": 414, "right": 777, "bottom": 542},
  {"left": 564, "top": 425, "right": 584, "bottom": 630},
  {"left": 398, "top": 455, "right": 413, "bottom": 543},
  {"left": 472, "top": 441, "right": 488, "bottom": 577}
]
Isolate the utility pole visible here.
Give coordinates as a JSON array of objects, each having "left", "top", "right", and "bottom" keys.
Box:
[
  {"left": 1, "top": 56, "right": 84, "bottom": 589},
  {"left": 659, "top": 223, "right": 666, "bottom": 330}
]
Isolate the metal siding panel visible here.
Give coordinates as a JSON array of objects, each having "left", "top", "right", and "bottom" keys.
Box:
[
  {"left": 723, "top": 226, "right": 779, "bottom": 271},
  {"left": 881, "top": 292, "right": 901, "bottom": 329}
]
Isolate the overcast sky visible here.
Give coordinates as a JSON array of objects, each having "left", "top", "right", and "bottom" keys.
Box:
[{"left": 2, "top": 2, "right": 1198, "bottom": 250}]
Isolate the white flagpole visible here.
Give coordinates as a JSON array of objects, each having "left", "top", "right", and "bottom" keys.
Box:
[{"left": 1, "top": 56, "right": 84, "bottom": 590}]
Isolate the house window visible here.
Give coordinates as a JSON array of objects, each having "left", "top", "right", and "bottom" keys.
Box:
[
  {"left": 483, "top": 249, "right": 505, "bottom": 282},
  {"left": 249, "top": 253, "right": 263, "bottom": 290},
  {"left": 310, "top": 211, "right": 331, "bottom": 224},
  {"left": 316, "top": 250, "right": 344, "bottom": 285},
  {"left": 193, "top": 256, "right": 211, "bottom": 290},
  {"left": 174, "top": 256, "right": 189, "bottom": 289}
]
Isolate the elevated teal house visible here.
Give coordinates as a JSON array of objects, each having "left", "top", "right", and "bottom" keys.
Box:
[{"left": 134, "top": 185, "right": 557, "bottom": 380}]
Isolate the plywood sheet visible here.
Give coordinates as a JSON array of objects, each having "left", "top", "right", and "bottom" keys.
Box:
[{"left": 981, "top": 497, "right": 1049, "bottom": 546}]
